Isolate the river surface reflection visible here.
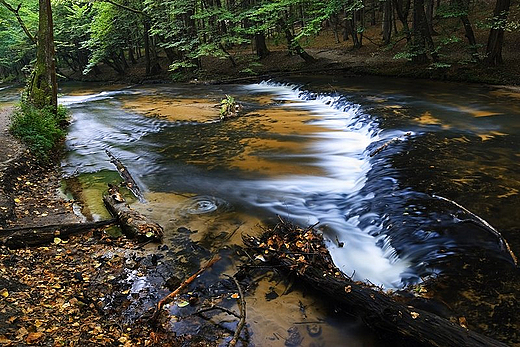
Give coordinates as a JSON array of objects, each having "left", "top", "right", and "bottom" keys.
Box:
[{"left": 58, "top": 76, "right": 520, "bottom": 346}]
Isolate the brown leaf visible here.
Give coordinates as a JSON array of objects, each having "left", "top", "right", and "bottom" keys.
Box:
[{"left": 26, "top": 332, "right": 44, "bottom": 344}]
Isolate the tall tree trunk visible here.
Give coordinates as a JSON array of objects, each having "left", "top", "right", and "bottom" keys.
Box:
[
  {"left": 452, "top": 0, "right": 479, "bottom": 61},
  {"left": 412, "top": 0, "right": 431, "bottom": 63},
  {"left": 280, "top": 15, "right": 315, "bottom": 63},
  {"left": 255, "top": 33, "right": 270, "bottom": 58},
  {"left": 393, "top": 0, "right": 412, "bottom": 43},
  {"left": 425, "top": 0, "right": 436, "bottom": 35},
  {"left": 144, "top": 19, "right": 151, "bottom": 75},
  {"left": 29, "top": 0, "right": 57, "bottom": 111},
  {"left": 383, "top": 0, "right": 393, "bottom": 45},
  {"left": 485, "top": 0, "right": 511, "bottom": 65}
]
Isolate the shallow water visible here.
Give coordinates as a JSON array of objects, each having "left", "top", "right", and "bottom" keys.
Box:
[{"left": 57, "top": 77, "right": 520, "bottom": 345}]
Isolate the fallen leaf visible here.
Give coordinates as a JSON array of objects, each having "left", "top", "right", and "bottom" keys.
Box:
[
  {"left": 0, "top": 288, "right": 8, "bottom": 298},
  {"left": 0, "top": 335, "right": 12, "bottom": 344},
  {"left": 231, "top": 293, "right": 239, "bottom": 299},
  {"left": 54, "top": 237, "right": 62, "bottom": 245},
  {"left": 177, "top": 300, "right": 189, "bottom": 308},
  {"left": 26, "top": 332, "right": 44, "bottom": 344},
  {"left": 459, "top": 316, "right": 468, "bottom": 329},
  {"left": 410, "top": 312, "right": 419, "bottom": 319}
]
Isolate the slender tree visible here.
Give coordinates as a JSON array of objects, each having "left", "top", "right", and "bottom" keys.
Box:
[{"left": 485, "top": 0, "right": 511, "bottom": 65}]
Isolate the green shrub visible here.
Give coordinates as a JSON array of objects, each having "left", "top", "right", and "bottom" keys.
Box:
[{"left": 10, "top": 102, "right": 68, "bottom": 162}]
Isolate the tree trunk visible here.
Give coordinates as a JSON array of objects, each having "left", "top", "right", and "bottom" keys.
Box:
[
  {"left": 29, "top": 0, "right": 57, "bottom": 111},
  {"left": 425, "top": 0, "right": 436, "bottom": 35},
  {"left": 393, "top": 0, "right": 412, "bottom": 43},
  {"left": 453, "top": 0, "right": 479, "bottom": 61},
  {"left": 412, "top": 0, "right": 430, "bottom": 63},
  {"left": 255, "top": 33, "right": 270, "bottom": 58},
  {"left": 1, "top": 220, "right": 116, "bottom": 249},
  {"left": 383, "top": 0, "right": 393, "bottom": 45},
  {"left": 103, "top": 184, "right": 163, "bottom": 241},
  {"left": 281, "top": 21, "right": 315, "bottom": 63},
  {"left": 485, "top": 0, "right": 511, "bottom": 65}
]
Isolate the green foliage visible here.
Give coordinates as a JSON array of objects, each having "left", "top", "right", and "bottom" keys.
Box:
[
  {"left": 219, "top": 95, "right": 240, "bottom": 120},
  {"left": 436, "top": 4, "right": 468, "bottom": 19},
  {"left": 0, "top": 0, "right": 38, "bottom": 79},
  {"left": 10, "top": 102, "right": 68, "bottom": 161},
  {"left": 428, "top": 62, "right": 452, "bottom": 69}
]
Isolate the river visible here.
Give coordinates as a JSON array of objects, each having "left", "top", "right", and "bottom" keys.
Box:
[{"left": 55, "top": 76, "right": 519, "bottom": 346}]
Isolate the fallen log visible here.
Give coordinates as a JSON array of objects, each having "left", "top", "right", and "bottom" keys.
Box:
[
  {"left": 103, "top": 184, "right": 163, "bottom": 241},
  {"left": 1, "top": 219, "right": 116, "bottom": 249},
  {"left": 242, "top": 220, "right": 508, "bottom": 347},
  {"left": 106, "top": 149, "right": 145, "bottom": 202}
]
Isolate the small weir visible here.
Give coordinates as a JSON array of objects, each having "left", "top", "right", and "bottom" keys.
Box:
[{"left": 58, "top": 77, "right": 520, "bottom": 346}]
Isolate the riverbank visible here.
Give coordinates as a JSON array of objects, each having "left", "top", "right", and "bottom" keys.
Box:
[
  {"left": 61, "top": 35, "right": 520, "bottom": 87},
  {"left": 0, "top": 106, "right": 219, "bottom": 345}
]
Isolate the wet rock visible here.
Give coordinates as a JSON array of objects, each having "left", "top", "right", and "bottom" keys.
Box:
[
  {"left": 165, "top": 275, "right": 182, "bottom": 291},
  {"left": 306, "top": 323, "right": 322, "bottom": 337},
  {"left": 285, "top": 326, "right": 303, "bottom": 346},
  {"left": 265, "top": 287, "right": 279, "bottom": 301}
]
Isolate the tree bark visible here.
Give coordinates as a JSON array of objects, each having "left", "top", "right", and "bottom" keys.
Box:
[
  {"left": 29, "top": 0, "right": 58, "bottom": 111},
  {"left": 255, "top": 33, "right": 270, "bottom": 59},
  {"left": 383, "top": 0, "right": 393, "bottom": 45},
  {"left": 412, "top": 0, "right": 431, "bottom": 63},
  {"left": 103, "top": 184, "right": 163, "bottom": 241},
  {"left": 393, "top": 0, "right": 412, "bottom": 43},
  {"left": 485, "top": 0, "right": 511, "bottom": 65},
  {"left": 1, "top": 220, "right": 116, "bottom": 249}
]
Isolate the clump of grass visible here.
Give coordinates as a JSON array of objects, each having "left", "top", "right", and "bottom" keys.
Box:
[{"left": 10, "top": 102, "right": 68, "bottom": 162}]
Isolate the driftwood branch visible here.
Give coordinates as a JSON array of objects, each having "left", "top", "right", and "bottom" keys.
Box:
[
  {"left": 433, "top": 194, "right": 517, "bottom": 266},
  {"left": 243, "top": 221, "right": 508, "bottom": 347},
  {"left": 103, "top": 184, "right": 163, "bottom": 241},
  {"left": 228, "top": 276, "right": 246, "bottom": 347},
  {"left": 370, "top": 132, "right": 412, "bottom": 157},
  {"left": 149, "top": 256, "right": 221, "bottom": 323},
  {"left": 1, "top": 219, "right": 116, "bottom": 249},
  {"left": 105, "top": 150, "right": 145, "bottom": 202}
]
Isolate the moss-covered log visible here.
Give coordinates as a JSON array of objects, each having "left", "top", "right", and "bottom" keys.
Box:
[{"left": 103, "top": 184, "right": 163, "bottom": 241}]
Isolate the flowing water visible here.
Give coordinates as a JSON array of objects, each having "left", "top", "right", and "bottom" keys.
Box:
[{"left": 56, "top": 77, "right": 520, "bottom": 345}]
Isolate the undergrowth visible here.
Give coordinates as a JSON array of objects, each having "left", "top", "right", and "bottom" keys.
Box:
[{"left": 9, "top": 102, "right": 68, "bottom": 162}]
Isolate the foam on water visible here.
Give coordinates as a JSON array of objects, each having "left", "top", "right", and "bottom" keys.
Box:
[{"left": 243, "top": 81, "right": 413, "bottom": 288}]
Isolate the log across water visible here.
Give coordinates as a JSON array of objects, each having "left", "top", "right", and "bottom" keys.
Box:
[
  {"left": 242, "top": 220, "right": 508, "bottom": 347},
  {"left": 103, "top": 184, "right": 163, "bottom": 241}
]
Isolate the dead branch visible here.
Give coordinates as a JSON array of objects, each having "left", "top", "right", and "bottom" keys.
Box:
[
  {"left": 193, "top": 305, "right": 240, "bottom": 318},
  {"left": 149, "top": 256, "right": 221, "bottom": 324},
  {"left": 103, "top": 184, "right": 162, "bottom": 241},
  {"left": 433, "top": 194, "right": 517, "bottom": 266},
  {"left": 228, "top": 275, "right": 247, "bottom": 347},
  {"left": 1, "top": 219, "right": 116, "bottom": 249},
  {"left": 105, "top": 149, "right": 145, "bottom": 202},
  {"left": 370, "top": 132, "right": 411, "bottom": 157}
]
